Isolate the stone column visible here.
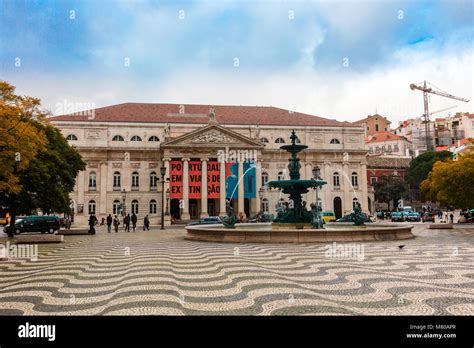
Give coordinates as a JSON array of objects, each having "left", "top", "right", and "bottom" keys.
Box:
[
  {"left": 343, "top": 162, "right": 351, "bottom": 214},
  {"left": 200, "top": 158, "right": 209, "bottom": 218},
  {"left": 163, "top": 158, "right": 171, "bottom": 225},
  {"left": 77, "top": 170, "right": 85, "bottom": 215},
  {"left": 99, "top": 161, "right": 107, "bottom": 215},
  {"left": 253, "top": 159, "right": 262, "bottom": 215},
  {"left": 238, "top": 161, "right": 245, "bottom": 218},
  {"left": 361, "top": 162, "right": 369, "bottom": 213},
  {"left": 181, "top": 158, "right": 190, "bottom": 220},
  {"left": 305, "top": 163, "right": 313, "bottom": 205},
  {"left": 219, "top": 161, "right": 226, "bottom": 215},
  {"left": 323, "top": 161, "right": 331, "bottom": 211}
]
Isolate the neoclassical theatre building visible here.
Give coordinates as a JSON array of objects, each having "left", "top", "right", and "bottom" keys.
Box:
[{"left": 50, "top": 103, "right": 369, "bottom": 226}]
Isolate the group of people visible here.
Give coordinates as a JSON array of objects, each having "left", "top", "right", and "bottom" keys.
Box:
[{"left": 89, "top": 213, "right": 151, "bottom": 233}]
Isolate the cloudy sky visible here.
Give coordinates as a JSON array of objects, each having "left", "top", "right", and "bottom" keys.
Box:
[{"left": 0, "top": 0, "right": 472, "bottom": 125}]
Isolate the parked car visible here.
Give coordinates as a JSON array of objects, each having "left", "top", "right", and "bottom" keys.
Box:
[
  {"left": 321, "top": 211, "right": 336, "bottom": 223},
  {"left": 4, "top": 215, "right": 60, "bottom": 235},
  {"left": 187, "top": 216, "right": 223, "bottom": 226},
  {"left": 248, "top": 213, "right": 274, "bottom": 223},
  {"left": 405, "top": 212, "right": 421, "bottom": 222},
  {"left": 391, "top": 212, "right": 404, "bottom": 222},
  {"left": 422, "top": 212, "right": 435, "bottom": 223}
]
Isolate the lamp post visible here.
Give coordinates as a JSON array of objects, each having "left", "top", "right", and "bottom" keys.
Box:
[
  {"left": 121, "top": 189, "right": 127, "bottom": 216},
  {"left": 160, "top": 165, "right": 166, "bottom": 230},
  {"left": 165, "top": 188, "right": 170, "bottom": 216},
  {"left": 312, "top": 166, "right": 321, "bottom": 210}
]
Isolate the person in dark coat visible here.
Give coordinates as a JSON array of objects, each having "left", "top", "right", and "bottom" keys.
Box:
[
  {"left": 124, "top": 214, "right": 131, "bottom": 232},
  {"left": 143, "top": 215, "right": 150, "bottom": 231},
  {"left": 131, "top": 213, "right": 138, "bottom": 232},
  {"left": 88, "top": 214, "right": 96, "bottom": 234},
  {"left": 113, "top": 215, "right": 120, "bottom": 232},
  {"left": 106, "top": 214, "right": 113, "bottom": 233}
]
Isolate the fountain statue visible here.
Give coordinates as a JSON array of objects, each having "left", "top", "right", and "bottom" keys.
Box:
[
  {"left": 350, "top": 202, "right": 365, "bottom": 226},
  {"left": 222, "top": 199, "right": 238, "bottom": 228},
  {"left": 266, "top": 130, "right": 327, "bottom": 229}
]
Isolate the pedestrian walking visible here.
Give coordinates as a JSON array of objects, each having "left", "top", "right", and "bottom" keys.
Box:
[
  {"left": 106, "top": 214, "right": 112, "bottom": 233},
  {"left": 124, "top": 213, "right": 131, "bottom": 232},
  {"left": 450, "top": 213, "right": 454, "bottom": 224},
  {"left": 88, "top": 214, "right": 96, "bottom": 235},
  {"left": 113, "top": 215, "right": 120, "bottom": 232},
  {"left": 143, "top": 215, "right": 150, "bottom": 231},
  {"left": 131, "top": 213, "right": 137, "bottom": 232}
]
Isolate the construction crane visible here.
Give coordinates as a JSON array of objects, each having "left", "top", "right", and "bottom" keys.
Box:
[{"left": 409, "top": 81, "right": 470, "bottom": 152}]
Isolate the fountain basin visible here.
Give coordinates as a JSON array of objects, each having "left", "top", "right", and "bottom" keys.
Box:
[{"left": 185, "top": 223, "right": 415, "bottom": 243}]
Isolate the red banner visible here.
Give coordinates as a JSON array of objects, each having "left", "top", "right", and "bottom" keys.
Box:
[
  {"left": 169, "top": 161, "right": 183, "bottom": 199},
  {"left": 207, "top": 161, "right": 220, "bottom": 198},
  {"left": 188, "top": 161, "right": 202, "bottom": 199}
]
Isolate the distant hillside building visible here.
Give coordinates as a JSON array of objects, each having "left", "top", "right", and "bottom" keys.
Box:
[
  {"left": 353, "top": 113, "right": 391, "bottom": 137},
  {"left": 366, "top": 131, "right": 413, "bottom": 157}
]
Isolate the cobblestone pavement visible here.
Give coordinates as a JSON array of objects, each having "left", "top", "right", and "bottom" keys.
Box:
[{"left": 0, "top": 225, "right": 473, "bottom": 315}]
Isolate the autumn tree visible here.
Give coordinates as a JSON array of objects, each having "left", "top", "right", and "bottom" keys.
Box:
[
  {"left": 0, "top": 81, "right": 85, "bottom": 237},
  {"left": 0, "top": 81, "right": 47, "bottom": 193},
  {"left": 421, "top": 150, "right": 474, "bottom": 209},
  {"left": 406, "top": 151, "right": 452, "bottom": 188}
]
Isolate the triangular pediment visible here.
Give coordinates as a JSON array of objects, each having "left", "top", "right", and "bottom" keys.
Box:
[{"left": 161, "top": 124, "right": 264, "bottom": 149}]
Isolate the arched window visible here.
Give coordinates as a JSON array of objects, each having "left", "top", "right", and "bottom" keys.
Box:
[
  {"left": 112, "top": 135, "right": 124, "bottom": 141},
  {"left": 262, "top": 198, "right": 269, "bottom": 213},
  {"left": 131, "top": 135, "right": 142, "bottom": 141},
  {"left": 352, "top": 198, "right": 359, "bottom": 209},
  {"left": 277, "top": 171, "right": 285, "bottom": 180},
  {"left": 330, "top": 138, "right": 341, "bottom": 144},
  {"left": 275, "top": 137, "right": 286, "bottom": 144},
  {"left": 295, "top": 137, "right": 301, "bottom": 143},
  {"left": 66, "top": 134, "right": 78, "bottom": 141},
  {"left": 148, "top": 136, "right": 160, "bottom": 142},
  {"left": 150, "top": 172, "right": 157, "bottom": 190},
  {"left": 113, "top": 200, "right": 121, "bottom": 215},
  {"left": 113, "top": 172, "right": 121, "bottom": 190},
  {"left": 351, "top": 172, "right": 358, "bottom": 187},
  {"left": 375, "top": 124, "right": 379, "bottom": 132},
  {"left": 131, "top": 200, "right": 139, "bottom": 214},
  {"left": 88, "top": 172, "right": 97, "bottom": 190},
  {"left": 262, "top": 172, "right": 269, "bottom": 186},
  {"left": 88, "top": 200, "right": 96, "bottom": 215},
  {"left": 132, "top": 172, "right": 139, "bottom": 189},
  {"left": 260, "top": 137, "right": 269, "bottom": 144},
  {"left": 333, "top": 172, "right": 340, "bottom": 187},
  {"left": 149, "top": 199, "right": 157, "bottom": 214}
]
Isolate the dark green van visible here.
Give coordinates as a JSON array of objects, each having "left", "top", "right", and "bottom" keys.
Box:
[{"left": 5, "top": 215, "right": 61, "bottom": 235}]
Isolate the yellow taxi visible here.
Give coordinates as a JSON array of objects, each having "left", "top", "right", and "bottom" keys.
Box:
[{"left": 321, "top": 211, "right": 336, "bottom": 223}]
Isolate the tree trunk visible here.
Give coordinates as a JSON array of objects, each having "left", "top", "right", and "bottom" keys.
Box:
[{"left": 7, "top": 196, "right": 16, "bottom": 238}]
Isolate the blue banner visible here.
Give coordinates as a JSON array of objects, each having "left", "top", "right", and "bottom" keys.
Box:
[
  {"left": 244, "top": 162, "right": 256, "bottom": 198},
  {"left": 225, "top": 163, "right": 238, "bottom": 199}
]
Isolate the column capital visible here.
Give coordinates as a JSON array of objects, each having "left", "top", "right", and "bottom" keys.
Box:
[
  {"left": 200, "top": 158, "right": 209, "bottom": 162},
  {"left": 182, "top": 158, "right": 190, "bottom": 162},
  {"left": 162, "top": 157, "right": 171, "bottom": 162}
]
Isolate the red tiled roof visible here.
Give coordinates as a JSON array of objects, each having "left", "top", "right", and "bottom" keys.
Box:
[
  {"left": 436, "top": 145, "right": 449, "bottom": 151},
  {"left": 366, "top": 131, "right": 404, "bottom": 143},
  {"left": 49, "top": 103, "right": 351, "bottom": 127}
]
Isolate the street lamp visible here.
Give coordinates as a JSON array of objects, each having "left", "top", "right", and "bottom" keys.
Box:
[
  {"left": 121, "top": 189, "right": 127, "bottom": 216},
  {"left": 160, "top": 165, "right": 167, "bottom": 230},
  {"left": 165, "top": 188, "right": 170, "bottom": 216},
  {"left": 312, "top": 166, "right": 321, "bottom": 210}
]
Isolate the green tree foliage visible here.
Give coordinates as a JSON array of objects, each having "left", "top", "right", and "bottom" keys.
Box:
[
  {"left": 373, "top": 175, "right": 409, "bottom": 209},
  {"left": 406, "top": 151, "right": 452, "bottom": 188}
]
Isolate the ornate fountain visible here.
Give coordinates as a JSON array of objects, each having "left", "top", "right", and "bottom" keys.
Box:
[
  {"left": 266, "top": 130, "right": 326, "bottom": 229},
  {"left": 186, "top": 130, "right": 415, "bottom": 243}
]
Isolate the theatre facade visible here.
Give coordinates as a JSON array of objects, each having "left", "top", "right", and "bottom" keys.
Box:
[{"left": 50, "top": 103, "right": 369, "bottom": 227}]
